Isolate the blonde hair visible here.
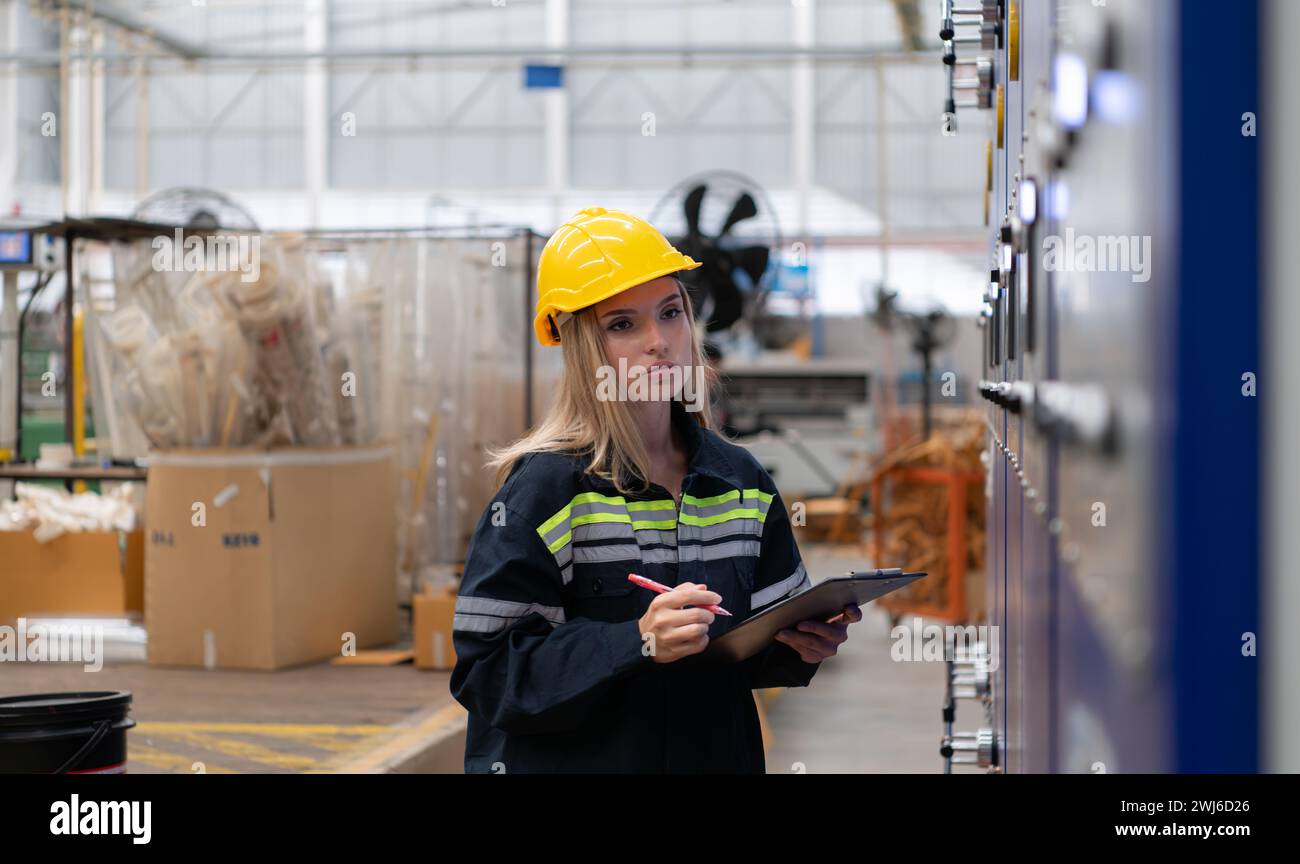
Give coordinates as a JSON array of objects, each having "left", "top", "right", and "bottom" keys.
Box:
[{"left": 488, "top": 281, "right": 717, "bottom": 495}]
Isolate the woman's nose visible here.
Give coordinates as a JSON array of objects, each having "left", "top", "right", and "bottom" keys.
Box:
[{"left": 643, "top": 320, "right": 669, "bottom": 355}]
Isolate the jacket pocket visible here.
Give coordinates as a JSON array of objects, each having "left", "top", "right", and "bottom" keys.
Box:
[
  {"left": 567, "top": 562, "right": 640, "bottom": 623},
  {"left": 695, "top": 557, "right": 756, "bottom": 638},
  {"left": 730, "top": 555, "right": 757, "bottom": 592}
]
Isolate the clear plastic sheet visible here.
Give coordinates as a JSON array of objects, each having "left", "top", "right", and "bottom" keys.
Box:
[
  {"left": 214, "top": 236, "right": 341, "bottom": 447},
  {"left": 83, "top": 228, "right": 539, "bottom": 599},
  {"left": 86, "top": 235, "right": 343, "bottom": 449}
]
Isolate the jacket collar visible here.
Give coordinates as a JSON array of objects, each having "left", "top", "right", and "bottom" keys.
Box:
[
  {"left": 578, "top": 401, "right": 734, "bottom": 495},
  {"left": 671, "top": 400, "right": 733, "bottom": 484}
]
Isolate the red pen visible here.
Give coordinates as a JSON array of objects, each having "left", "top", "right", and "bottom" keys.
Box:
[{"left": 627, "top": 573, "right": 732, "bottom": 616}]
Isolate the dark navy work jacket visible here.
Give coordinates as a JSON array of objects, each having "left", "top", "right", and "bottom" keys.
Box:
[{"left": 450, "top": 402, "right": 817, "bottom": 773}]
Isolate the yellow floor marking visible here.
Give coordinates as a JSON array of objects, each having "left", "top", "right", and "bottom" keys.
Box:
[
  {"left": 288, "top": 733, "right": 384, "bottom": 753},
  {"left": 132, "top": 717, "right": 451, "bottom": 774},
  {"left": 315, "top": 703, "right": 467, "bottom": 774},
  {"left": 128, "top": 742, "right": 239, "bottom": 774},
  {"left": 151, "top": 728, "right": 324, "bottom": 771},
  {"left": 137, "top": 721, "right": 390, "bottom": 737},
  {"left": 135, "top": 722, "right": 391, "bottom": 761}
]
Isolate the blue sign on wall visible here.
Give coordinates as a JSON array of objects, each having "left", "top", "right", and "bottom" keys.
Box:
[{"left": 523, "top": 64, "right": 564, "bottom": 89}]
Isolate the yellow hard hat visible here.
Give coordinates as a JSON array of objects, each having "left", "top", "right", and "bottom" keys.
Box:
[{"left": 533, "top": 207, "right": 701, "bottom": 346}]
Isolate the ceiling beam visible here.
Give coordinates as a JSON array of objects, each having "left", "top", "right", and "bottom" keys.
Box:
[{"left": 56, "top": 0, "right": 205, "bottom": 60}]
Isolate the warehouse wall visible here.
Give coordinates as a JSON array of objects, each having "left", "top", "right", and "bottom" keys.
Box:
[
  {"left": 11, "top": 1, "right": 59, "bottom": 186},
  {"left": 104, "top": 2, "right": 307, "bottom": 191}
]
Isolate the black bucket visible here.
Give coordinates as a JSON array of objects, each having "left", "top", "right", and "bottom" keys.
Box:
[{"left": 0, "top": 692, "right": 136, "bottom": 774}]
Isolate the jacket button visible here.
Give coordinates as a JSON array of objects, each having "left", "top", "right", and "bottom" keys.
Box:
[{"left": 592, "top": 577, "right": 603, "bottom": 593}]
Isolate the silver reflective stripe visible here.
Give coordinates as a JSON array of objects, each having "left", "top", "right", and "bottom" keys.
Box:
[
  {"left": 572, "top": 521, "right": 633, "bottom": 543},
  {"left": 453, "top": 595, "right": 567, "bottom": 634},
  {"left": 570, "top": 500, "right": 629, "bottom": 518},
  {"left": 629, "top": 510, "right": 676, "bottom": 523},
  {"left": 677, "top": 518, "right": 763, "bottom": 544},
  {"left": 541, "top": 521, "right": 569, "bottom": 550},
  {"left": 633, "top": 528, "right": 677, "bottom": 548},
  {"left": 677, "top": 539, "right": 762, "bottom": 562},
  {"left": 641, "top": 547, "right": 679, "bottom": 565},
  {"left": 554, "top": 544, "right": 573, "bottom": 569},
  {"left": 572, "top": 543, "right": 642, "bottom": 564},
  {"left": 454, "top": 614, "right": 515, "bottom": 634},
  {"left": 455, "top": 595, "right": 567, "bottom": 622},
  {"left": 561, "top": 563, "right": 573, "bottom": 585},
  {"left": 750, "top": 562, "right": 810, "bottom": 609},
  {"left": 539, "top": 501, "right": 630, "bottom": 549}
]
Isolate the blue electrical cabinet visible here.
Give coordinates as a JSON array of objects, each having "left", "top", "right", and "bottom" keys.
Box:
[{"left": 952, "top": 0, "right": 1259, "bottom": 773}]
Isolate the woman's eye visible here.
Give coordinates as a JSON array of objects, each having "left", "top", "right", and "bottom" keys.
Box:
[
  {"left": 608, "top": 319, "right": 631, "bottom": 332},
  {"left": 662, "top": 307, "right": 682, "bottom": 320}
]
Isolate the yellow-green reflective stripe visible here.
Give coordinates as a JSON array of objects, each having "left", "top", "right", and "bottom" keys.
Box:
[
  {"left": 540, "top": 488, "right": 771, "bottom": 546},
  {"left": 538, "top": 507, "right": 570, "bottom": 537},
  {"left": 626, "top": 499, "right": 675, "bottom": 511},
  {"left": 678, "top": 508, "right": 766, "bottom": 527},
  {"left": 573, "top": 491, "right": 627, "bottom": 506},
  {"left": 538, "top": 492, "right": 629, "bottom": 536},
  {"left": 632, "top": 519, "right": 676, "bottom": 530},
  {"left": 571, "top": 512, "right": 631, "bottom": 528},
  {"left": 683, "top": 490, "right": 739, "bottom": 507},
  {"left": 682, "top": 488, "right": 773, "bottom": 508}
]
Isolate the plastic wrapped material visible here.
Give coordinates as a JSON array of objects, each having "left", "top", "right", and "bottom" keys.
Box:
[
  {"left": 208, "top": 318, "right": 258, "bottom": 446},
  {"left": 0, "top": 482, "right": 140, "bottom": 543},
  {"left": 81, "top": 227, "right": 538, "bottom": 598},
  {"left": 306, "top": 264, "right": 361, "bottom": 445},
  {"left": 376, "top": 234, "right": 535, "bottom": 596},
  {"left": 318, "top": 235, "right": 408, "bottom": 448},
  {"left": 217, "top": 238, "right": 341, "bottom": 446},
  {"left": 88, "top": 235, "right": 341, "bottom": 449},
  {"left": 99, "top": 304, "right": 180, "bottom": 448}
]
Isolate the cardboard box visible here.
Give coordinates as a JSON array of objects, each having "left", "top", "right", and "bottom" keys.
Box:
[
  {"left": 0, "top": 530, "right": 144, "bottom": 625},
  {"left": 144, "top": 446, "right": 398, "bottom": 670},
  {"left": 413, "top": 585, "right": 458, "bottom": 670}
]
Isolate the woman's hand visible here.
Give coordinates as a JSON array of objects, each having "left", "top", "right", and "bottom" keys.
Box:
[
  {"left": 774, "top": 604, "right": 863, "bottom": 663},
  {"left": 637, "top": 582, "right": 720, "bottom": 664}
]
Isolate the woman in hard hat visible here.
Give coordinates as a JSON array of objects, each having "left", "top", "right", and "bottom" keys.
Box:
[{"left": 450, "top": 207, "right": 862, "bottom": 773}]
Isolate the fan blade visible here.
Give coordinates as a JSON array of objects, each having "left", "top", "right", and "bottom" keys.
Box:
[
  {"left": 678, "top": 271, "right": 712, "bottom": 315},
  {"left": 683, "top": 184, "right": 707, "bottom": 242},
  {"left": 717, "top": 192, "right": 758, "bottom": 239},
  {"left": 734, "top": 245, "right": 770, "bottom": 286},
  {"left": 706, "top": 279, "right": 745, "bottom": 332}
]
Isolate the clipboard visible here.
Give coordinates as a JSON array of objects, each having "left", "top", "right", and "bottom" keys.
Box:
[{"left": 705, "top": 568, "right": 927, "bottom": 663}]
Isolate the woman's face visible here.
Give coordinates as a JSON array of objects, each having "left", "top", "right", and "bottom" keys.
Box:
[{"left": 592, "top": 276, "right": 693, "bottom": 399}]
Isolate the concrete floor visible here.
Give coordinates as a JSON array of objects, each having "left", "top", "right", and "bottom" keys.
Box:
[
  {"left": 762, "top": 544, "right": 951, "bottom": 774},
  {"left": 0, "top": 659, "right": 464, "bottom": 773},
  {"left": 0, "top": 543, "right": 955, "bottom": 774}
]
